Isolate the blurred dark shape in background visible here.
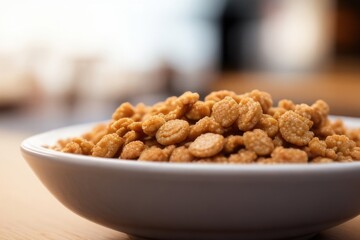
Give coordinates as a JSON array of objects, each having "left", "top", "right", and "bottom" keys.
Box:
[{"left": 0, "top": 0, "right": 359, "bottom": 133}]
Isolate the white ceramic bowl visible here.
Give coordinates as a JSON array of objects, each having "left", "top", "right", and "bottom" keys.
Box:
[{"left": 21, "top": 117, "right": 360, "bottom": 240}]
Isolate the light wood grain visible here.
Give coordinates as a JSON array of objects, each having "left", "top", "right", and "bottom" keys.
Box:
[{"left": 1, "top": 129, "right": 360, "bottom": 240}]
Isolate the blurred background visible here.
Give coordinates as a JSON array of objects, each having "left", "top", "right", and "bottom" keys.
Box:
[{"left": 0, "top": 0, "right": 360, "bottom": 133}]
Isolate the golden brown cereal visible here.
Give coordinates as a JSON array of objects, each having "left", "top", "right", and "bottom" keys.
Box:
[
  {"left": 156, "top": 119, "right": 190, "bottom": 145},
  {"left": 108, "top": 118, "right": 134, "bottom": 136},
  {"left": 163, "top": 91, "right": 199, "bottom": 121},
  {"left": 308, "top": 137, "right": 327, "bottom": 157},
  {"left": 271, "top": 147, "right": 308, "bottom": 163},
  {"left": 212, "top": 96, "right": 239, "bottom": 127},
  {"left": 120, "top": 141, "right": 146, "bottom": 159},
  {"left": 255, "top": 114, "right": 278, "bottom": 137},
  {"left": 273, "top": 134, "right": 286, "bottom": 147},
  {"left": 278, "top": 99, "right": 295, "bottom": 110},
  {"left": 325, "top": 135, "right": 355, "bottom": 157},
  {"left": 188, "top": 116, "right": 223, "bottom": 140},
  {"left": 142, "top": 115, "right": 166, "bottom": 136},
  {"left": 54, "top": 90, "right": 360, "bottom": 164},
  {"left": 348, "top": 128, "right": 360, "bottom": 147},
  {"left": 205, "top": 90, "right": 239, "bottom": 102},
  {"left": 186, "top": 101, "right": 211, "bottom": 120},
  {"left": 71, "top": 138, "right": 94, "bottom": 155},
  {"left": 294, "top": 104, "right": 313, "bottom": 120},
  {"left": 331, "top": 119, "right": 346, "bottom": 135},
  {"left": 163, "top": 145, "right": 176, "bottom": 157},
  {"left": 132, "top": 103, "right": 149, "bottom": 121},
  {"left": 112, "top": 102, "right": 134, "bottom": 120},
  {"left": 123, "top": 130, "right": 142, "bottom": 145},
  {"left": 243, "top": 129, "right": 274, "bottom": 156},
  {"left": 351, "top": 147, "right": 360, "bottom": 160},
  {"left": 311, "top": 157, "right": 334, "bottom": 164},
  {"left": 223, "top": 135, "right": 244, "bottom": 153},
  {"left": 92, "top": 133, "right": 124, "bottom": 158},
  {"left": 228, "top": 149, "right": 257, "bottom": 163},
  {"left": 189, "top": 133, "right": 224, "bottom": 158},
  {"left": 269, "top": 107, "right": 287, "bottom": 120},
  {"left": 237, "top": 97, "right": 262, "bottom": 131},
  {"left": 139, "top": 146, "right": 168, "bottom": 162},
  {"left": 81, "top": 123, "right": 107, "bottom": 144},
  {"left": 62, "top": 142, "right": 82, "bottom": 154},
  {"left": 169, "top": 146, "right": 194, "bottom": 163},
  {"left": 246, "top": 89, "right": 273, "bottom": 113},
  {"left": 279, "top": 111, "right": 314, "bottom": 146},
  {"left": 311, "top": 100, "right": 329, "bottom": 126},
  {"left": 128, "top": 122, "right": 143, "bottom": 133}
]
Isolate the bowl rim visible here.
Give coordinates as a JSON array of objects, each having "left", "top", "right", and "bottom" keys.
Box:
[{"left": 21, "top": 119, "right": 360, "bottom": 175}]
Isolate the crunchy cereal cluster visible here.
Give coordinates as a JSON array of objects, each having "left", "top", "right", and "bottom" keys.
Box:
[{"left": 52, "top": 90, "right": 360, "bottom": 164}]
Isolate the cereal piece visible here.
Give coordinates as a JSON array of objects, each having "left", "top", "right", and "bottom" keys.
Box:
[
  {"left": 212, "top": 96, "right": 239, "bottom": 127},
  {"left": 246, "top": 89, "right": 273, "bottom": 113},
  {"left": 164, "top": 91, "right": 199, "bottom": 121},
  {"left": 271, "top": 146, "right": 308, "bottom": 163},
  {"left": 177, "top": 91, "right": 200, "bottom": 106},
  {"left": 204, "top": 100, "right": 216, "bottom": 110},
  {"left": 351, "top": 147, "right": 360, "bottom": 160},
  {"left": 189, "top": 133, "right": 225, "bottom": 158},
  {"left": 331, "top": 119, "right": 346, "bottom": 135},
  {"left": 311, "top": 157, "right": 334, "bottom": 164},
  {"left": 132, "top": 103, "right": 149, "bottom": 121},
  {"left": 123, "top": 130, "right": 141, "bottom": 145},
  {"left": 169, "top": 146, "right": 194, "bottom": 163},
  {"left": 82, "top": 123, "right": 107, "bottom": 144},
  {"left": 142, "top": 115, "right": 166, "bottom": 136},
  {"left": 188, "top": 117, "right": 223, "bottom": 140},
  {"left": 223, "top": 135, "right": 244, "bottom": 153},
  {"left": 313, "top": 120, "right": 335, "bottom": 138},
  {"left": 347, "top": 128, "right": 360, "bottom": 147},
  {"left": 205, "top": 90, "right": 239, "bottom": 102},
  {"left": 186, "top": 101, "right": 211, "bottom": 120},
  {"left": 128, "top": 122, "right": 143, "bottom": 133},
  {"left": 139, "top": 146, "right": 168, "bottom": 162},
  {"left": 144, "top": 139, "right": 162, "bottom": 148},
  {"left": 120, "top": 141, "right": 146, "bottom": 159},
  {"left": 269, "top": 107, "right": 287, "bottom": 120},
  {"left": 294, "top": 104, "right": 313, "bottom": 120},
  {"left": 228, "top": 149, "right": 257, "bottom": 163},
  {"left": 112, "top": 102, "right": 135, "bottom": 120},
  {"left": 273, "top": 134, "right": 286, "bottom": 147},
  {"left": 56, "top": 138, "right": 72, "bottom": 149},
  {"left": 237, "top": 97, "right": 262, "bottom": 131},
  {"left": 163, "top": 145, "right": 176, "bottom": 157},
  {"left": 255, "top": 114, "right": 278, "bottom": 137},
  {"left": 92, "top": 133, "right": 124, "bottom": 158},
  {"left": 325, "top": 148, "right": 337, "bottom": 160},
  {"left": 62, "top": 142, "right": 82, "bottom": 154},
  {"left": 151, "top": 96, "right": 178, "bottom": 115},
  {"left": 71, "top": 137, "right": 94, "bottom": 155},
  {"left": 156, "top": 119, "right": 190, "bottom": 145},
  {"left": 325, "top": 135, "right": 355, "bottom": 157},
  {"left": 279, "top": 111, "right": 314, "bottom": 146},
  {"left": 108, "top": 118, "right": 134, "bottom": 136},
  {"left": 278, "top": 99, "right": 295, "bottom": 110},
  {"left": 308, "top": 137, "right": 327, "bottom": 157},
  {"left": 243, "top": 129, "right": 274, "bottom": 156},
  {"left": 311, "top": 100, "right": 329, "bottom": 127}
]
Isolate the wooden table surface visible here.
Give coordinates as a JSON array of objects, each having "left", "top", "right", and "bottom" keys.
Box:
[{"left": 1, "top": 129, "right": 360, "bottom": 240}]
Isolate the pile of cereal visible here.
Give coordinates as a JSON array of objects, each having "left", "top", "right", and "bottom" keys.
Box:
[{"left": 52, "top": 90, "right": 360, "bottom": 164}]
